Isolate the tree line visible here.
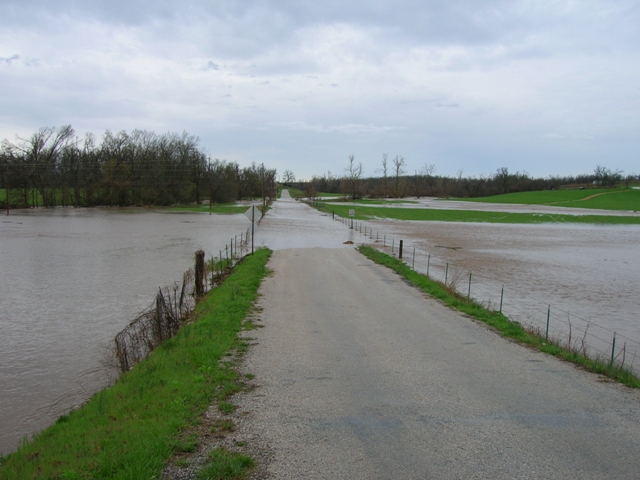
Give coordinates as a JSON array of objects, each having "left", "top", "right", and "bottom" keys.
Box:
[
  {"left": 298, "top": 154, "right": 635, "bottom": 199},
  {"left": 0, "top": 126, "right": 276, "bottom": 209}
]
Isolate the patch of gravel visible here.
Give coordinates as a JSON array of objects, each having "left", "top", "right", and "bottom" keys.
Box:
[{"left": 161, "top": 317, "right": 273, "bottom": 480}]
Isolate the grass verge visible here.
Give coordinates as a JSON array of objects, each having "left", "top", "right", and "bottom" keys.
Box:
[
  {"left": 324, "top": 198, "right": 420, "bottom": 205},
  {"left": 0, "top": 248, "right": 272, "bottom": 480},
  {"left": 358, "top": 245, "right": 640, "bottom": 388},
  {"left": 316, "top": 203, "right": 640, "bottom": 225},
  {"left": 168, "top": 203, "right": 247, "bottom": 214}
]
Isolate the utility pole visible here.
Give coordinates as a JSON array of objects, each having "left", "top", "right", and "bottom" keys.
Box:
[{"left": 261, "top": 163, "right": 265, "bottom": 212}]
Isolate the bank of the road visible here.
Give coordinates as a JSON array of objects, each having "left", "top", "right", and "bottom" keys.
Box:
[{"left": 0, "top": 248, "right": 272, "bottom": 480}]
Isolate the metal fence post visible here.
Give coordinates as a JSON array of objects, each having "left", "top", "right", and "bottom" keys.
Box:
[{"left": 545, "top": 305, "right": 551, "bottom": 340}]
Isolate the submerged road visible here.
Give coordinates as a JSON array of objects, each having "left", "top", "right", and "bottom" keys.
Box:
[{"left": 236, "top": 193, "right": 640, "bottom": 479}]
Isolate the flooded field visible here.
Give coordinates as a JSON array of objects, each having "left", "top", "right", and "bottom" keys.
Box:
[
  {"left": 0, "top": 208, "right": 250, "bottom": 454},
  {"left": 1, "top": 192, "right": 638, "bottom": 454},
  {"left": 348, "top": 218, "right": 640, "bottom": 363}
]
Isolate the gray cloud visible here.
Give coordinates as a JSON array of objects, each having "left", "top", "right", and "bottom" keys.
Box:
[
  {"left": 0, "top": 1, "right": 639, "bottom": 178},
  {"left": 0, "top": 54, "right": 20, "bottom": 64}
]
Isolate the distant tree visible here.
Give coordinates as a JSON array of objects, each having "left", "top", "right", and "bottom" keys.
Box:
[
  {"left": 423, "top": 163, "right": 436, "bottom": 196},
  {"left": 282, "top": 169, "right": 295, "bottom": 185},
  {"left": 344, "top": 154, "right": 363, "bottom": 200},
  {"left": 392, "top": 155, "right": 406, "bottom": 197},
  {"left": 380, "top": 153, "right": 389, "bottom": 197},
  {"left": 495, "top": 167, "right": 511, "bottom": 194}
]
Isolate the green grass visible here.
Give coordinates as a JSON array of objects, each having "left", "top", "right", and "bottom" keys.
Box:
[
  {"left": 196, "top": 448, "right": 254, "bottom": 480},
  {"left": 325, "top": 198, "right": 420, "bottom": 205},
  {"left": 287, "top": 189, "right": 343, "bottom": 199},
  {"left": 0, "top": 249, "right": 272, "bottom": 480},
  {"left": 169, "top": 203, "right": 248, "bottom": 214},
  {"left": 358, "top": 246, "right": 640, "bottom": 388},
  {"left": 451, "top": 188, "right": 640, "bottom": 211},
  {"left": 316, "top": 203, "right": 640, "bottom": 225}
]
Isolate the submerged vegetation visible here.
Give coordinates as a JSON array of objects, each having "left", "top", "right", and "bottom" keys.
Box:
[
  {"left": 358, "top": 246, "right": 640, "bottom": 388},
  {"left": 0, "top": 249, "right": 272, "bottom": 479},
  {"left": 0, "top": 125, "right": 276, "bottom": 209}
]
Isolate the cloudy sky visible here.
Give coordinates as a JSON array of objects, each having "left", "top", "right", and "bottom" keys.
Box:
[{"left": 1, "top": 1, "right": 638, "bottom": 180}]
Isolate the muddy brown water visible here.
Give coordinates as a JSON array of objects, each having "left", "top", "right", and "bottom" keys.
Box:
[
  {"left": 0, "top": 208, "right": 250, "bottom": 454},
  {"left": 1, "top": 194, "right": 639, "bottom": 455},
  {"left": 348, "top": 219, "right": 640, "bottom": 362}
]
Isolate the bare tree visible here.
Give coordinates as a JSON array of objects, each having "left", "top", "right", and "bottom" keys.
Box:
[
  {"left": 392, "top": 155, "right": 406, "bottom": 197},
  {"left": 344, "top": 154, "right": 363, "bottom": 200},
  {"left": 495, "top": 167, "right": 510, "bottom": 194},
  {"left": 379, "top": 153, "right": 389, "bottom": 198},
  {"left": 282, "top": 169, "right": 295, "bottom": 185},
  {"left": 423, "top": 163, "right": 436, "bottom": 196}
]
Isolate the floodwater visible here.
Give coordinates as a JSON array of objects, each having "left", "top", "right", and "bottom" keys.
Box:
[
  {"left": 345, "top": 216, "right": 640, "bottom": 363},
  {"left": 0, "top": 208, "right": 250, "bottom": 454},
  {"left": 1, "top": 191, "right": 639, "bottom": 454}
]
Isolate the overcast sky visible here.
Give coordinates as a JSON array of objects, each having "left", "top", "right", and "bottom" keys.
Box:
[{"left": 1, "top": 1, "right": 638, "bottom": 180}]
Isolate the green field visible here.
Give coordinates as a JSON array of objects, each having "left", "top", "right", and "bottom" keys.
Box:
[
  {"left": 325, "top": 198, "right": 420, "bottom": 205},
  {"left": 0, "top": 249, "right": 272, "bottom": 479},
  {"left": 169, "top": 203, "right": 248, "bottom": 214},
  {"left": 286, "top": 189, "right": 344, "bottom": 199},
  {"left": 319, "top": 203, "right": 640, "bottom": 225},
  {"left": 450, "top": 188, "right": 640, "bottom": 211}
]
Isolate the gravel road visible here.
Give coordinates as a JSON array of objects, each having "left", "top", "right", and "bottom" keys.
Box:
[{"left": 235, "top": 252, "right": 640, "bottom": 478}]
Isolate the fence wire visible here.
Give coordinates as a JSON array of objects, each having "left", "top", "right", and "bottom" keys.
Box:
[
  {"left": 114, "top": 227, "right": 252, "bottom": 372},
  {"left": 330, "top": 211, "right": 640, "bottom": 375}
]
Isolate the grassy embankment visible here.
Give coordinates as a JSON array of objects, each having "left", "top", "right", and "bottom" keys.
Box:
[
  {"left": 325, "top": 198, "right": 420, "bottom": 205},
  {"left": 358, "top": 246, "right": 640, "bottom": 388},
  {"left": 316, "top": 203, "right": 640, "bottom": 225},
  {"left": 0, "top": 248, "right": 272, "bottom": 480},
  {"left": 169, "top": 203, "right": 248, "bottom": 214},
  {"left": 451, "top": 188, "right": 640, "bottom": 211},
  {"left": 286, "top": 188, "right": 343, "bottom": 199}
]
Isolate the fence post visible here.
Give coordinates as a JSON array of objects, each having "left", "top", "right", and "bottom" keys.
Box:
[
  {"left": 427, "top": 254, "right": 430, "bottom": 277},
  {"left": 610, "top": 332, "right": 617, "bottom": 366},
  {"left": 195, "top": 250, "right": 205, "bottom": 297},
  {"left": 545, "top": 305, "right": 550, "bottom": 340},
  {"left": 467, "top": 272, "right": 472, "bottom": 299},
  {"left": 399, "top": 240, "right": 403, "bottom": 259},
  {"left": 445, "top": 263, "right": 449, "bottom": 285},
  {"left": 499, "top": 286, "right": 504, "bottom": 313},
  {"left": 392, "top": 238, "right": 395, "bottom": 254}
]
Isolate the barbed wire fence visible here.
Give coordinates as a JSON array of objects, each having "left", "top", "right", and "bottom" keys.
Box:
[
  {"left": 113, "top": 227, "right": 252, "bottom": 372},
  {"left": 328, "top": 208, "right": 639, "bottom": 375}
]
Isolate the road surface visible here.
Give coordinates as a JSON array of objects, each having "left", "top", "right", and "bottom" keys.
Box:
[{"left": 233, "top": 192, "right": 640, "bottom": 479}]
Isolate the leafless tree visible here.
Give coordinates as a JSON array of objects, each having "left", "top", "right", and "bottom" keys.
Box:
[
  {"left": 379, "top": 153, "right": 389, "bottom": 198},
  {"left": 423, "top": 163, "right": 436, "bottom": 196},
  {"left": 392, "top": 155, "right": 406, "bottom": 197},
  {"left": 282, "top": 169, "right": 295, "bottom": 185},
  {"left": 345, "top": 154, "right": 363, "bottom": 200}
]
